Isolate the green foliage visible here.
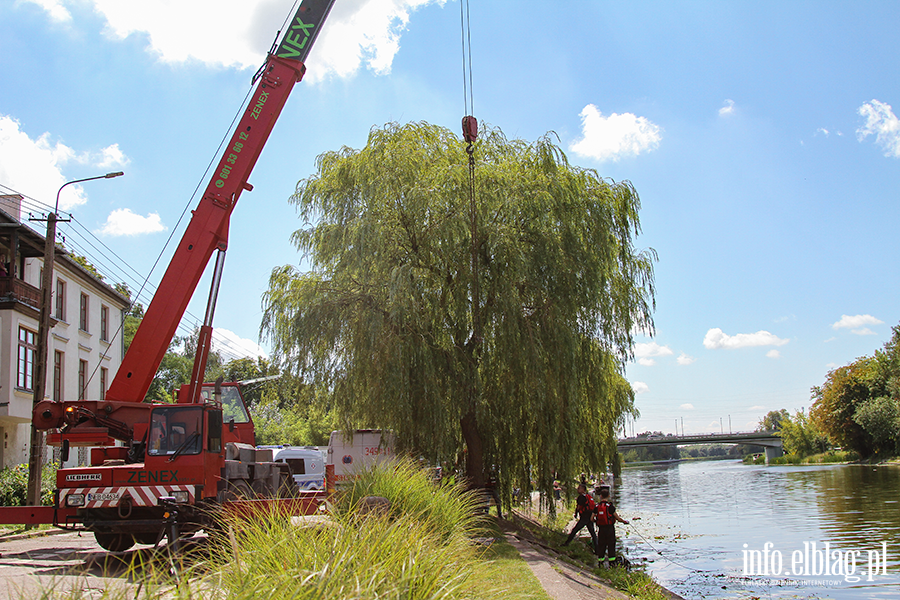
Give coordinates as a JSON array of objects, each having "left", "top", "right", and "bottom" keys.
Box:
[
  {"left": 777, "top": 409, "right": 829, "bottom": 457},
  {"left": 253, "top": 397, "right": 336, "bottom": 446},
  {"left": 811, "top": 357, "right": 880, "bottom": 457},
  {"left": 622, "top": 445, "right": 680, "bottom": 462},
  {"left": 262, "top": 121, "right": 655, "bottom": 501},
  {"left": 757, "top": 409, "right": 790, "bottom": 432},
  {"left": 143, "top": 341, "right": 193, "bottom": 403},
  {"left": 123, "top": 301, "right": 144, "bottom": 352},
  {"left": 853, "top": 395, "right": 900, "bottom": 455},
  {"left": 69, "top": 253, "right": 104, "bottom": 280},
  {"left": 0, "top": 463, "right": 57, "bottom": 507},
  {"left": 811, "top": 324, "right": 900, "bottom": 458},
  {"left": 768, "top": 451, "right": 855, "bottom": 465}
]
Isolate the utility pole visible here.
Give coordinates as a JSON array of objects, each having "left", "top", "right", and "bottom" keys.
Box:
[{"left": 26, "top": 172, "right": 123, "bottom": 507}]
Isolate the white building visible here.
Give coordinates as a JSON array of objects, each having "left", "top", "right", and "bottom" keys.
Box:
[{"left": 0, "top": 195, "right": 129, "bottom": 469}]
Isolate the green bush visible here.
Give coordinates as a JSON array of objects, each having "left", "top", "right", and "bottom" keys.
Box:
[{"left": 0, "top": 463, "right": 57, "bottom": 507}]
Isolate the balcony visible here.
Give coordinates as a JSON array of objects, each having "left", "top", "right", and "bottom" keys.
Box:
[{"left": 0, "top": 277, "right": 41, "bottom": 309}]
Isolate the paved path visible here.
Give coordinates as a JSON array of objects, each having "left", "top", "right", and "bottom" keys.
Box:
[
  {"left": 504, "top": 532, "right": 630, "bottom": 600},
  {"left": 0, "top": 530, "right": 168, "bottom": 600}
]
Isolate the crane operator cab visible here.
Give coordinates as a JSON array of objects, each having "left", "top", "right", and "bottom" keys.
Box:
[{"left": 147, "top": 406, "right": 203, "bottom": 457}]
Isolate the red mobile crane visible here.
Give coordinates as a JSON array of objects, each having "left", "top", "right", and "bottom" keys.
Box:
[{"left": 2, "top": 0, "right": 336, "bottom": 552}]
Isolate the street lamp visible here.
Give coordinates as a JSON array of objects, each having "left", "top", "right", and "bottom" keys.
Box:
[{"left": 25, "top": 172, "right": 124, "bottom": 507}]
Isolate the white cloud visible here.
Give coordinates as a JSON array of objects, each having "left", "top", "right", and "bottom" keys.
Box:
[
  {"left": 749, "top": 405, "right": 765, "bottom": 411},
  {"left": 817, "top": 128, "right": 830, "bottom": 136},
  {"left": 832, "top": 314, "right": 883, "bottom": 330},
  {"left": 857, "top": 99, "right": 900, "bottom": 157},
  {"left": 676, "top": 353, "right": 695, "bottom": 366},
  {"left": 766, "top": 349, "right": 781, "bottom": 359},
  {"left": 638, "top": 358, "right": 656, "bottom": 366},
  {"left": 97, "top": 144, "right": 130, "bottom": 168},
  {"left": 570, "top": 104, "right": 661, "bottom": 162},
  {"left": 96, "top": 208, "right": 166, "bottom": 236},
  {"left": 31, "top": 1, "right": 440, "bottom": 83},
  {"left": 0, "top": 114, "right": 130, "bottom": 211},
  {"left": 631, "top": 381, "right": 649, "bottom": 394},
  {"left": 23, "top": 0, "right": 71, "bottom": 21},
  {"left": 634, "top": 341, "right": 673, "bottom": 357},
  {"left": 213, "top": 328, "right": 268, "bottom": 361},
  {"left": 703, "top": 327, "right": 789, "bottom": 350},
  {"left": 0, "top": 114, "right": 78, "bottom": 210},
  {"left": 851, "top": 328, "right": 877, "bottom": 336},
  {"left": 680, "top": 403, "right": 694, "bottom": 410},
  {"left": 719, "top": 99, "right": 735, "bottom": 116}
]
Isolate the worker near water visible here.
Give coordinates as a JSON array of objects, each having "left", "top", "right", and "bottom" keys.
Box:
[
  {"left": 594, "top": 485, "right": 629, "bottom": 568},
  {"left": 562, "top": 483, "right": 597, "bottom": 551}
]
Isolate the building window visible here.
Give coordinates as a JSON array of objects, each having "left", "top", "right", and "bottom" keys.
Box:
[
  {"left": 17, "top": 327, "right": 37, "bottom": 391},
  {"left": 78, "top": 360, "right": 88, "bottom": 400},
  {"left": 79, "top": 293, "right": 89, "bottom": 331},
  {"left": 53, "top": 350, "right": 64, "bottom": 402},
  {"left": 55, "top": 279, "right": 66, "bottom": 321},
  {"left": 100, "top": 367, "right": 108, "bottom": 401},
  {"left": 100, "top": 305, "right": 109, "bottom": 341}
]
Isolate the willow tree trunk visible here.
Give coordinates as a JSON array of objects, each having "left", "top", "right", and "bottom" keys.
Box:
[{"left": 460, "top": 409, "right": 484, "bottom": 488}]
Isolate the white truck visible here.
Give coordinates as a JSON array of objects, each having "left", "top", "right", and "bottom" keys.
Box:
[
  {"left": 326, "top": 430, "right": 395, "bottom": 484},
  {"left": 269, "top": 446, "right": 326, "bottom": 491}
]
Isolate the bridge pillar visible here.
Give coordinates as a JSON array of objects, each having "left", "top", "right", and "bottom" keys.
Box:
[{"left": 765, "top": 445, "right": 784, "bottom": 464}]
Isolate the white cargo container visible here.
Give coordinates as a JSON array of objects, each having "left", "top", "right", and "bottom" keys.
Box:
[{"left": 326, "top": 429, "right": 395, "bottom": 483}]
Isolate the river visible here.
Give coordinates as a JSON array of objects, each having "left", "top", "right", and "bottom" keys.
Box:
[{"left": 614, "top": 459, "right": 900, "bottom": 599}]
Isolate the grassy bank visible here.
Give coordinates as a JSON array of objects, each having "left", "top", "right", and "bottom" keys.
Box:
[
  {"left": 742, "top": 450, "right": 857, "bottom": 465},
  {"left": 30, "top": 458, "right": 551, "bottom": 599},
  {"left": 27, "top": 459, "right": 677, "bottom": 599}
]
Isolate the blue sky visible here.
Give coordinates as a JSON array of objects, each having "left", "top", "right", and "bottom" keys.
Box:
[{"left": 2, "top": 1, "right": 899, "bottom": 436}]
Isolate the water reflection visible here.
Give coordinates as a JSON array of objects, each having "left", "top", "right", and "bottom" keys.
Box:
[{"left": 616, "top": 460, "right": 900, "bottom": 599}]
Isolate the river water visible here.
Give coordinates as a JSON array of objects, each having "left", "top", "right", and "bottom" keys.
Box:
[{"left": 614, "top": 460, "right": 900, "bottom": 599}]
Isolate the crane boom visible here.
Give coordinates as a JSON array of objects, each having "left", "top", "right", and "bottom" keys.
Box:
[{"left": 105, "top": 0, "right": 334, "bottom": 404}]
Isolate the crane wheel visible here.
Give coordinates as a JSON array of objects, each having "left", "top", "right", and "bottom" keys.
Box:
[{"left": 94, "top": 532, "right": 135, "bottom": 552}]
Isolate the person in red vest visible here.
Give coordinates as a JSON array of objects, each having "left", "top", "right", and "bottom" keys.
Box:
[
  {"left": 562, "top": 483, "right": 598, "bottom": 552},
  {"left": 594, "top": 485, "right": 629, "bottom": 567}
]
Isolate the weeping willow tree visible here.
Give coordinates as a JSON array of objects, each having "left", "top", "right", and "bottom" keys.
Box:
[{"left": 261, "top": 122, "right": 656, "bottom": 503}]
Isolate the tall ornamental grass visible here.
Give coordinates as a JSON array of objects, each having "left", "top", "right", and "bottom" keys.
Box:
[
  {"left": 33, "top": 458, "right": 493, "bottom": 600},
  {"left": 337, "top": 458, "right": 487, "bottom": 543}
]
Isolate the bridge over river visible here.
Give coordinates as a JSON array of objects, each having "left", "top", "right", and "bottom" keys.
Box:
[{"left": 617, "top": 431, "right": 784, "bottom": 462}]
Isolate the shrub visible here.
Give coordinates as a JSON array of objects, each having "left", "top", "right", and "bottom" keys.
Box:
[{"left": 0, "top": 463, "right": 57, "bottom": 507}]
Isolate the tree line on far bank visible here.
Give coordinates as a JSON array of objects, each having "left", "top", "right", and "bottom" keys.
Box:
[{"left": 760, "top": 323, "right": 900, "bottom": 462}]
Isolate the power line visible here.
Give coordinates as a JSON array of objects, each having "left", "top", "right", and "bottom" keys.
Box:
[{"left": 0, "top": 180, "right": 265, "bottom": 364}]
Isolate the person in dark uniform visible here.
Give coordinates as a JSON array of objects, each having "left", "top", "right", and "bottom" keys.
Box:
[
  {"left": 594, "top": 485, "right": 629, "bottom": 567},
  {"left": 562, "top": 483, "right": 597, "bottom": 552}
]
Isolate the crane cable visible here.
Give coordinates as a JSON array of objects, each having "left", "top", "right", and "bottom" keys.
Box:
[{"left": 460, "top": 0, "right": 481, "bottom": 348}]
